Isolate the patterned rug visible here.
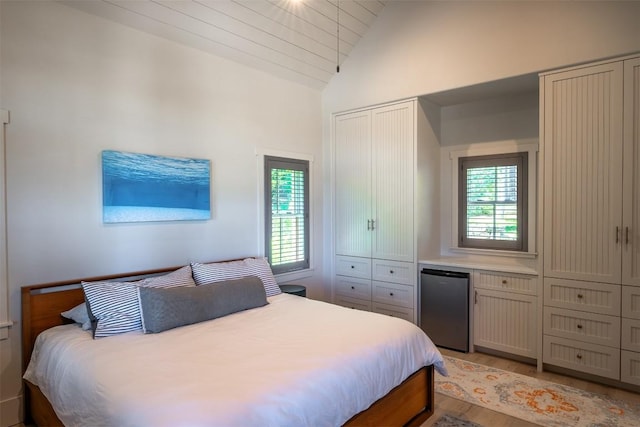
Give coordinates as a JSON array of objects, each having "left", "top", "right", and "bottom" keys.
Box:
[
  {"left": 435, "top": 356, "right": 640, "bottom": 427},
  {"left": 431, "top": 414, "right": 482, "bottom": 427}
]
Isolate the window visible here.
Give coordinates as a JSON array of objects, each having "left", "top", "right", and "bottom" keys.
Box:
[
  {"left": 459, "top": 152, "right": 528, "bottom": 251},
  {"left": 264, "top": 156, "right": 309, "bottom": 274}
]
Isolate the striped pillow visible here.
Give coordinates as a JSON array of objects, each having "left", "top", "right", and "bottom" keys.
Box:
[
  {"left": 82, "top": 265, "right": 196, "bottom": 338},
  {"left": 191, "top": 258, "right": 281, "bottom": 297},
  {"left": 140, "top": 265, "right": 195, "bottom": 288},
  {"left": 82, "top": 281, "right": 142, "bottom": 338}
]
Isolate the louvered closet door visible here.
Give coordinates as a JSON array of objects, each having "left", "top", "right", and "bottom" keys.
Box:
[
  {"left": 544, "top": 62, "right": 624, "bottom": 283},
  {"left": 371, "top": 101, "right": 415, "bottom": 262},
  {"left": 335, "top": 110, "right": 372, "bottom": 257},
  {"left": 623, "top": 57, "right": 640, "bottom": 286}
]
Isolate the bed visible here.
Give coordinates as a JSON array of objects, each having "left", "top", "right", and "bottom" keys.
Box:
[{"left": 22, "top": 259, "right": 446, "bottom": 427}]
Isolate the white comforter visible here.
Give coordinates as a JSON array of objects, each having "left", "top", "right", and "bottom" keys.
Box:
[{"left": 24, "top": 294, "right": 446, "bottom": 427}]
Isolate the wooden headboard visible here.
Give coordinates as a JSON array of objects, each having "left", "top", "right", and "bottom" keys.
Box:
[
  {"left": 21, "top": 265, "right": 183, "bottom": 372},
  {"left": 21, "top": 259, "right": 247, "bottom": 372}
]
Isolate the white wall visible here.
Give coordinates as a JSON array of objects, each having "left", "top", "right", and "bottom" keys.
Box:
[
  {"left": 0, "top": 2, "right": 322, "bottom": 425},
  {"left": 323, "top": 1, "right": 640, "bottom": 113},
  {"left": 438, "top": 93, "right": 540, "bottom": 268}
]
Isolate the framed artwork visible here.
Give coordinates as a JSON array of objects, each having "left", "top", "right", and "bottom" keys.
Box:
[{"left": 102, "top": 150, "right": 211, "bottom": 223}]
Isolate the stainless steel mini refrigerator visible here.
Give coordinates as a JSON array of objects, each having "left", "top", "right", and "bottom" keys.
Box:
[{"left": 420, "top": 268, "right": 470, "bottom": 352}]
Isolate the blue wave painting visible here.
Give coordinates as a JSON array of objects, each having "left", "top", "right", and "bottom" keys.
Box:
[{"left": 102, "top": 150, "right": 211, "bottom": 223}]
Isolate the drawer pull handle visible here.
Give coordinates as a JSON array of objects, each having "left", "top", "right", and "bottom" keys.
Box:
[
  {"left": 502, "top": 280, "right": 507, "bottom": 284},
  {"left": 351, "top": 265, "right": 355, "bottom": 269},
  {"left": 350, "top": 286, "right": 355, "bottom": 290},
  {"left": 576, "top": 354, "right": 583, "bottom": 360},
  {"left": 577, "top": 294, "right": 584, "bottom": 299},
  {"left": 389, "top": 292, "right": 394, "bottom": 296},
  {"left": 577, "top": 324, "right": 583, "bottom": 329},
  {"left": 390, "top": 270, "right": 394, "bottom": 274}
]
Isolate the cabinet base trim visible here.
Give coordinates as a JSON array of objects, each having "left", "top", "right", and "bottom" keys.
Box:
[{"left": 542, "top": 363, "right": 640, "bottom": 394}]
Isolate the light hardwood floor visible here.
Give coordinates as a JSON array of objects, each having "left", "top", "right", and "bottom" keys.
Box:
[{"left": 421, "top": 348, "right": 640, "bottom": 427}]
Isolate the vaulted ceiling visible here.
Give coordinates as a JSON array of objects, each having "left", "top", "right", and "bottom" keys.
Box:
[{"left": 61, "top": 0, "right": 387, "bottom": 89}]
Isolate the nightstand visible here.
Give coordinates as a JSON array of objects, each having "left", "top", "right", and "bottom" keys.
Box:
[{"left": 279, "top": 284, "right": 306, "bottom": 297}]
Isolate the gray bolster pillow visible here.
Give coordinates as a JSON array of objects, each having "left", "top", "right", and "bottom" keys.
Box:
[{"left": 139, "top": 275, "right": 268, "bottom": 333}]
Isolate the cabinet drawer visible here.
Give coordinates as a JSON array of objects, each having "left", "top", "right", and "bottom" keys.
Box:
[
  {"left": 543, "top": 335, "right": 620, "bottom": 380},
  {"left": 543, "top": 307, "right": 620, "bottom": 347},
  {"left": 334, "top": 295, "right": 372, "bottom": 312},
  {"left": 544, "top": 278, "right": 621, "bottom": 316},
  {"left": 336, "top": 255, "right": 371, "bottom": 279},
  {"left": 372, "top": 259, "right": 413, "bottom": 285},
  {"left": 335, "top": 276, "right": 371, "bottom": 300},
  {"left": 372, "top": 281, "right": 414, "bottom": 309},
  {"left": 622, "top": 286, "right": 640, "bottom": 320},
  {"left": 621, "top": 350, "right": 640, "bottom": 386},
  {"left": 372, "top": 302, "right": 414, "bottom": 323},
  {"left": 474, "top": 271, "right": 537, "bottom": 295},
  {"left": 621, "top": 318, "right": 640, "bottom": 352}
]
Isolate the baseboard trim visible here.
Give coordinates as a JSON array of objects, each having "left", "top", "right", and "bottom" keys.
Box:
[
  {"left": 1, "top": 394, "right": 23, "bottom": 427},
  {"left": 474, "top": 346, "right": 537, "bottom": 366},
  {"left": 543, "top": 363, "right": 640, "bottom": 394}
]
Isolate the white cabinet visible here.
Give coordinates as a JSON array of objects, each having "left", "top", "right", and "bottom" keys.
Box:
[
  {"left": 334, "top": 101, "right": 415, "bottom": 262},
  {"left": 473, "top": 271, "right": 537, "bottom": 358},
  {"left": 541, "top": 55, "right": 640, "bottom": 383},
  {"left": 622, "top": 57, "right": 640, "bottom": 287},
  {"left": 542, "top": 60, "right": 623, "bottom": 284},
  {"left": 334, "top": 100, "right": 418, "bottom": 322}
]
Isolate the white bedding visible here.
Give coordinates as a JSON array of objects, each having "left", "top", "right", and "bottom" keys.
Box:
[{"left": 24, "top": 293, "right": 446, "bottom": 427}]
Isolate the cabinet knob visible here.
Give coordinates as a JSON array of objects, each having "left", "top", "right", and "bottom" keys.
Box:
[
  {"left": 389, "top": 270, "right": 394, "bottom": 274},
  {"left": 502, "top": 279, "right": 508, "bottom": 284},
  {"left": 577, "top": 294, "right": 584, "bottom": 299},
  {"left": 351, "top": 286, "right": 355, "bottom": 290},
  {"left": 389, "top": 292, "right": 394, "bottom": 296},
  {"left": 350, "top": 265, "right": 355, "bottom": 269},
  {"left": 577, "top": 324, "right": 583, "bottom": 329},
  {"left": 576, "top": 354, "right": 583, "bottom": 360}
]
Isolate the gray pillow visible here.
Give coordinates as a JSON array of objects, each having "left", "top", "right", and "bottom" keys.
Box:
[{"left": 139, "top": 276, "right": 268, "bottom": 333}]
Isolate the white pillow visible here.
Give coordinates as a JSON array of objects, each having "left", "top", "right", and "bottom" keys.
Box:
[
  {"left": 82, "top": 265, "right": 196, "bottom": 338},
  {"left": 191, "top": 258, "right": 281, "bottom": 297}
]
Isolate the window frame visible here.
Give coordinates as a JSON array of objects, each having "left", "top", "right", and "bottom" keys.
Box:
[
  {"left": 449, "top": 141, "right": 538, "bottom": 257},
  {"left": 458, "top": 152, "right": 528, "bottom": 252},
  {"left": 263, "top": 155, "right": 310, "bottom": 275}
]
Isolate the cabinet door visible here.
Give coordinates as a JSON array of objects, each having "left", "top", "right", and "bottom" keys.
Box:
[
  {"left": 543, "top": 62, "right": 624, "bottom": 284},
  {"left": 371, "top": 101, "right": 415, "bottom": 262},
  {"left": 474, "top": 289, "right": 537, "bottom": 358},
  {"left": 335, "top": 110, "right": 372, "bottom": 257},
  {"left": 623, "top": 57, "right": 640, "bottom": 286}
]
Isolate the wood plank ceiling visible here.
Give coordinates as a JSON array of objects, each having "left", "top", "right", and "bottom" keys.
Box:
[{"left": 61, "top": 0, "right": 387, "bottom": 89}]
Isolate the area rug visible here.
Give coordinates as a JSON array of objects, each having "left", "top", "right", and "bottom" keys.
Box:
[
  {"left": 435, "top": 356, "right": 640, "bottom": 427},
  {"left": 431, "top": 414, "right": 482, "bottom": 427}
]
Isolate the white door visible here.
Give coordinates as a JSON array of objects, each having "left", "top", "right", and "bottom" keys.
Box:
[
  {"left": 335, "top": 110, "right": 372, "bottom": 258},
  {"left": 623, "top": 57, "right": 640, "bottom": 286},
  {"left": 371, "top": 101, "right": 415, "bottom": 262},
  {"left": 543, "top": 62, "right": 624, "bottom": 284}
]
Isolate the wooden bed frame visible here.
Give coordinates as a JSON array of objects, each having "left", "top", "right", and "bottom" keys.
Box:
[{"left": 22, "top": 263, "right": 435, "bottom": 427}]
